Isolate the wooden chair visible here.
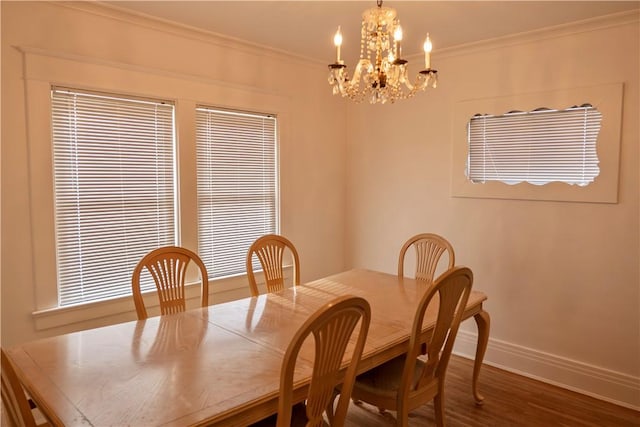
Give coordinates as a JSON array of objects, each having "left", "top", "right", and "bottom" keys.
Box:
[
  {"left": 398, "top": 233, "right": 455, "bottom": 283},
  {"left": 1, "top": 349, "right": 50, "bottom": 427},
  {"left": 253, "top": 295, "right": 371, "bottom": 427},
  {"left": 350, "top": 267, "right": 473, "bottom": 427},
  {"left": 246, "top": 234, "right": 300, "bottom": 297},
  {"left": 131, "top": 246, "right": 209, "bottom": 320}
]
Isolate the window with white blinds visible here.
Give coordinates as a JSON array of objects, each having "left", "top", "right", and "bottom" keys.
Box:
[
  {"left": 467, "top": 105, "right": 602, "bottom": 186},
  {"left": 196, "top": 107, "right": 277, "bottom": 278},
  {"left": 51, "top": 88, "right": 177, "bottom": 307}
]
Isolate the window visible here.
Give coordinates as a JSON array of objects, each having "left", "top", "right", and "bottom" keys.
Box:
[
  {"left": 51, "top": 88, "right": 176, "bottom": 306},
  {"left": 196, "top": 107, "right": 278, "bottom": 278},
  {"left": 24, "top": 50, "right": 289, "bottom": 327},
  {"left": 467, "top": 105, "right": 602, "bottom": 186},
  {"left": 451, "top": 83, "right": 622, "bottom": 203}
]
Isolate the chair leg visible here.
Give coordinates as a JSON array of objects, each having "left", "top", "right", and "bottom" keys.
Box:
[
  {"left": 396, "top": 407, "right": 409, "bottom": 427},
  {"left": 434, "top": 392, "right": 445, "bottom": 427}
]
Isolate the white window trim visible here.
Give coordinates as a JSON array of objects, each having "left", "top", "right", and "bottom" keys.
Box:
[
  {"left": 452, "top": 83, "right": 623, "bottom": 203},
  {"left": 21, "top": 47, "right": 290, "bottom": 329}
]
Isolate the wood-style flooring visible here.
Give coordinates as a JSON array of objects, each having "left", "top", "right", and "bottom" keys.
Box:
[{"left": 343, "top": 355, "right": 640, "bottom": 427}]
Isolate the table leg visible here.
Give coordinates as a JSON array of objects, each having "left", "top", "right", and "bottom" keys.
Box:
[{"left": 472, "top": 309, "right": 490, "bottom": 405}]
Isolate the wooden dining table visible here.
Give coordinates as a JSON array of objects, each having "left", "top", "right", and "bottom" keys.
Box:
[{"left": 6, "top": 269, "right": 489, "bottom": 426}]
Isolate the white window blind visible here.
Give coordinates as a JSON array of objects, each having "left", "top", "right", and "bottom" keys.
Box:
[
  {"left": 467, "top": 105, "right": 602, "bottom": 186},
  {"left": 196, "top": 107, "right": 277, "bottom": 278},
  {"left": 51, "top": 88, "right": 177, "bottom": 307}
]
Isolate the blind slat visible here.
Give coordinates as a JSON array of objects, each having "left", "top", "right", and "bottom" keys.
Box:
[
  {"left": 52, "top": 88, "right": 177, "bottom": 307},
  {"left": 196, "top": 107, "right": 278, "bottom": 278},
  {"left": 467, "top": 106, "right": 602, "bottom": 186}
]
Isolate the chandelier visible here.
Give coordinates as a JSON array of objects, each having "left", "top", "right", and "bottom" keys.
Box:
[{"left": 328, "top": 0, "right": 437, "bottom": 104}]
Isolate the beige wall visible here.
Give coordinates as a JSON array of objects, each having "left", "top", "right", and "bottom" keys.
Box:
[
  {"left": 1, "top": 0, "right": 639, "bottom": 410},
  {"left": 1, "top": 1, "right": 347, "bottom": 342},
  {"left": 345, "top": 13, "right": 639, "bottom": 407}
]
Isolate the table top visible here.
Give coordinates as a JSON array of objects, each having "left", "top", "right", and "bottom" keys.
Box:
[{"left": 7, "top": 269, "right": 487, "bottom": 427}]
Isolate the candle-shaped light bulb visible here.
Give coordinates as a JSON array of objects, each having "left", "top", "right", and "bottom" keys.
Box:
[
  {"left": 423, "top": 33, "right": 433, "bottom": 69},
  {"left": 334, "top": 26, "right": 343, "bottom": 63},
  {"left": 393, "top": 24, "right": 403, "bottom": 59},
  {"left": 394, "top": 25, "right": 403, "bottom": 42}
]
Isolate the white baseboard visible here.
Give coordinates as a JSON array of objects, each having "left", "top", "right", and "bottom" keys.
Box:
[{"left": 453, "top": 330, "right": 640, "bottom": 411}]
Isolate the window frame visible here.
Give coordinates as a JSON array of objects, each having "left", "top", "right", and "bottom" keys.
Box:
[
  {"left": 195, "top": 106, "right": 279, "bottom": 280},
  {"left": 50, "top": 87, "right": 179, "bottom": 307},
  {"left": 452, "top": 83, "right": 623, "bottom": 203},
  {"left": 22, "top": 47, "right": 290, "bottom": 329}
]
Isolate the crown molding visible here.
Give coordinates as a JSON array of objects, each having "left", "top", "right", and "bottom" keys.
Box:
[
  {"left": 55, "top": 1, "right": 319, "bottom": 66},
  {"left": 422, "top": 9, "right": 640, "bottom": 61},
  {"left": 45, "top": 2, "right": 640, "bottom": 67}
]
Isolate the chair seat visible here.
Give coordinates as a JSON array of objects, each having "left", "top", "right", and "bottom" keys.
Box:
[{"left": 353, "top": 355, "right": 424, "bottom": 400}]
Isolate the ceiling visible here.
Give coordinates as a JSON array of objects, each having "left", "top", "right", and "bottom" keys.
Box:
[{"left": 101, "top": 1, "right": 639, "bottom": 63}]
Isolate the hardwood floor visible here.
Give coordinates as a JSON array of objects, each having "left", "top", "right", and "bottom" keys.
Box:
[{"left": 343, "top": 355, "right": 640, "bottom": 427}]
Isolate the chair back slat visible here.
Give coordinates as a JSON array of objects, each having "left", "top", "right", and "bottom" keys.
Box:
[
  {"left": 132, "top": 246, "right": 209, "bottom": 320},
  {"left": 398, "top": 233, "right": 455, "bottom": 283},
  {"left": 277, "top": 296, "right": 371, "bottom": 427},
  {"left": 247, "top": 234, "right": 300, "bottom": 297}
]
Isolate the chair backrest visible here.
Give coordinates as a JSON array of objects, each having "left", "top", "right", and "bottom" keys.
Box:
[
  {"left": 246, "top": 234, "right": 300, "bottom": 297},
  {"left": 398, "top": 233, "right": 455, "bottom": 283},
  {"left": 131, "top": 246, "right": 209, "bottom": 320},
  {"left": 277, "top": 295, "right": 371, "bottom": 427},
  {"left": 1, "top": 349, "right": 38, "bottom": 427},
  {"left": 398, "top": 266, "right": 472, "bottom": 405}
]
